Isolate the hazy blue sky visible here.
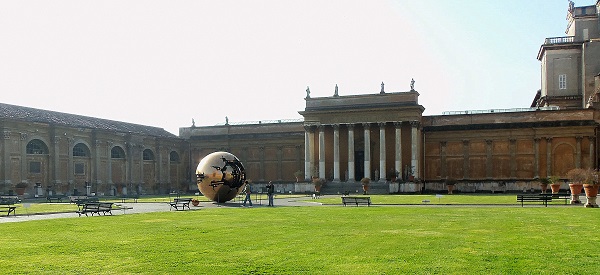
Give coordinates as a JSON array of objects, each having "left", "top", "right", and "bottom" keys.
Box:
[{"left": 1, "top": 0, "right": 597, "bottom": 134}]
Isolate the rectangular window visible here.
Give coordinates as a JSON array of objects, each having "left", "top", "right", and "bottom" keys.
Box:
[
  {"left": 29, "top": 162, "right": 41, "bottom": 174},
  {"left": 75, "top": 163, "right": 85, "bottom": 175},
  {"left": 559, "top": 74, "right": 567, "bottom": 90}
]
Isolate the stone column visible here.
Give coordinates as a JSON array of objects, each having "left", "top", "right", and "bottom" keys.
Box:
[
  {"left": 67, "top": 137, "right": 74, "bottom": 185},
  {"left": 378, "top": 122, "right": 386, "bottom": 182},
  {"left": 576, "top": 136, "right": 582, "bottom": 168},
  {"left": 53, "top": 136, "right": 61, "bottom": 185},
  {"left": 318, "top": 125, "right": 326, "bottom": 179},
  {"left": 410, "top": 121, "right": 419, "bottom": 179},
  {"left": 277, "top": 146, "right": 283, "bottom": 180},
  {"left": 589, "top": 137, "right": 595, "bottom": 169},
  {"left": 126, "top": 143, "right": 133, "bottom": 185},
  {"left": 462, "top": 140, "right": 470, "bottom": 179},
  {"left": 2, "top": 130, "right": 11, "bottom": 185},
  {"left": 440, "top": 141, "right": 447, "bottom": 178},
  {"left": 20, "top": 133, "right": 28, "bottom": 184},
  {"left": 259, "top": 146, "right": 265, "bottom": 181},
  {"left": 347, "top": 124, "right": 355, "bottom": 181},
  {"left": 157, "top": 144, "right": 162, "bottom": 185},
  {"left": 363, "top": 123, "right": 371, "bottom": 180},
  {"left": 509, "top": 139, "right": 516, "bottom": 179},
  {"left": 107, "top": 141, "right": 113, "bottom": 184},
  {"left": 333, "top": 124, "right": 340, "bottom": 182},
  {"left": 304, "top": 126, "right": 312, "bottom": 181},
  {"left": 546, "top": 138, "right": 552, "bottom": 177},
  {"left": 94, "top": 139, "right": 101, "bottom": 185},
  {"left": 140, "top": 146, "right": 144, "bottom": 186},
  {"left": 485, "top": 139, "right": 493, "bottom": 179},
  {"left": 394, "top": 122, "right": 402, "bottom": 179},
  {"left": 533, "top": 138, "right": 540, "bottom": 179}
]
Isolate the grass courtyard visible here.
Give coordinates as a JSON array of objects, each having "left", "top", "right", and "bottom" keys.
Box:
[{"left": 0, "top": 203, "right": 599, "bottom": 274}]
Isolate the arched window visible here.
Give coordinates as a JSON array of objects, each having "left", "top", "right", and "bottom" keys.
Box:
[
  {"left": 73, "top": 143, "right": 90, "bottom": 157},
  {"left": 111, "top": 146, "right": 126, "bottom": 159},
  {"left": 26, "top": 139, "right": 48, "bottom": 154},
  {"left": 143, "top": 149, "right": 154, "bottom": 161},
  {"left": 170, "top": 151, "right": 180, "bottom": 162}
]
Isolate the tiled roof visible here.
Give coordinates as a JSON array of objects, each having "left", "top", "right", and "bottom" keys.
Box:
[{"left": 0, "top": 103, "right": 177, "bottom": 138}]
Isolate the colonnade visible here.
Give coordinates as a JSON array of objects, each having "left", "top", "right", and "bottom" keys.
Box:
[{"left": 304, "top": 121, "right": 421, "bottom": 182}]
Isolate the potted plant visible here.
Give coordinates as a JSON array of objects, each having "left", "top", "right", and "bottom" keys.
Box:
[
  {"left": 581, "top": 170, "right": 599, "bottom": 208},
  {"left": 312, "top": 177, "right": 324, "bottom": 194},
  {"left": 15, "top": 182, "right": 28, "bottom": 196},
  {"left": 445, "top": 178, "right": 457, "bottom": 195},
  {"left": 565, "top": 168, "right": 590, "bottom": 204},
  {"left": 360, "top": 177, "right": 370, "bottom": 195},
  {"left": 542, "top": 176, "right": 561, "bottom": 194}
]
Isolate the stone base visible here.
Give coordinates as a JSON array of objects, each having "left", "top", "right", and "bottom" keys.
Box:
[
  {"left": 585, "top": 196, "right": 599, "bottom": 208},
  {"left": 571, "top": 194, "right": 582, "bottom": 204}
]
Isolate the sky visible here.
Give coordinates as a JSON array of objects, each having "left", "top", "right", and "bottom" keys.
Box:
[{"left": 1, "top": 0, "right": 598, "bottom": 135}]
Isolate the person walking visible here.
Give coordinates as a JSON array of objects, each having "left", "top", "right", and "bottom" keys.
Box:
[
  {"left": 266, "top": 181, "right": 274, "bottom": 207},
  {"left": 242, "top": 181, "right": 252, "bottom": 207}
]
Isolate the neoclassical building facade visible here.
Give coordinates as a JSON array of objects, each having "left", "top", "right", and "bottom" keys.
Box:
[
  {"left": 0, "top": 103, "right": 188, "bottom": 196},
  {"left": 3, "top": 1, "right": 600, "bottom": 196}
]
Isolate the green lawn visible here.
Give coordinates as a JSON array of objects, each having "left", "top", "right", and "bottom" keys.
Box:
[
  {"left": 0, "top": 206, "right": 598, "bottom": 274},
  {"left": 307, "top": 193, "right": 572, "bottom": 205}
]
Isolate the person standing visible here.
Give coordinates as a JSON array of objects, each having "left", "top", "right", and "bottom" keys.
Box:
[
  {"left": 242, "top": 181, "right": 252, "bottom": 207},
  {"left": 266, "top": 181, "right": 274, "bottom": 207}
]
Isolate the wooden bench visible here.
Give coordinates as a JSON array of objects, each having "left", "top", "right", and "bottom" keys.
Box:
[
  {"left": 0, "top": 206, "right": 16, "bottom": 216},
  {"left": 120, "top": 195, "right": 139, "bottom": 203},
  {"left": 169, "top": 198, "right": 192, "bottom": 211},
  {"left": 47, "top": 196, "right": 64, "bottom": 203},
  {"left": 341, "top": 196, "right": 371, "bottom": 207},
  {"left": 76, "top": 202, "right": 113, "bottom": 216},
  {"left": 516, "top": 194, "right": 552, "bottom": 207}
]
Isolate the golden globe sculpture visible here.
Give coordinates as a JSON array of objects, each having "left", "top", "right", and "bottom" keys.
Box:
[{"left": 195, "top": 152, "right": 246, "bottom": 203}]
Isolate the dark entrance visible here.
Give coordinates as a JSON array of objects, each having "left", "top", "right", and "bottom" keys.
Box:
[{"left": 355, "top": 151, "right": 364, "bottom": 180}]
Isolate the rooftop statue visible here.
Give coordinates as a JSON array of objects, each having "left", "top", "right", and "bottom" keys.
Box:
[
  {"left": 334, "top": 84, "right": 339, "bottom": 97},
  {"left": 380, "top": 82, "right": 385, "bottom": 94},
  {"left": 410, "top": 78, "right": 415, "bottom": 91},
  {"left": 305, "top": 86, "right": 311, "bottom": 99}
]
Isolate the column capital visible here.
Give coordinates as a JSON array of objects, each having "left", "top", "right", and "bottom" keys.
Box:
[
  {"left": 303, "top": 125, "right": 315, "bottom": 132},
  {"left": 346, "top": 123, "right": 355, "bottom": 130},
  {"left": 333, "top": 124, "right": 340, "bottom": 130},
  {"left": 462, "top": 139, "right": 470, "bottom": 145},
  {"left": 54, "top": 137, "right": 62, "bottom": 144},
  {"left": 3, "top": 130, "right": 10, "bottom": 139},
  {"left": 509, "top": 138, "right": 517, "bottom": 143},
  {"left": 106, "top": 141, "right": 114, "bottom": 147},
  {"left": 485, "top": 139, "right": 493, "bottom": 145},
  {"left": 589, "top": 136, "right": 596, "bottom": 142},
  {"left": 440, "top": 141, "right": 447, "bottom": 146},
  {"left": 394, "top": 121, "right": 403, "bottom": 127},
  {"left": 409, "top": 121, "right": 420, "bottom": 128},
  {"left": 576, "top": 136, "right": 583, "bottom": 141},
  {"left": 20, "top": 132, "right": 28, "bottom": 141},
  {"left": 378, "top": 122, "right": 386, "bottom": 127},
  {"left": 362, "top": 123, "right": 370, "bottom": 129},
  {"left": 533, "top": 137, "right": 541, "bottom": 142},
  {"left": 545, "top": 137, "right": 553, "bottom": 142}
]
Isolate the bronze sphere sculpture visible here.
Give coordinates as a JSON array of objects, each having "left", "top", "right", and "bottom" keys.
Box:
[{"left": 195, "top": 152, "right": 246, "bottom": 203}]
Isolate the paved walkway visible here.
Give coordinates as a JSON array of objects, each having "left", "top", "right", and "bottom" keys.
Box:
[{"left": 0, "top": 196, "right": 323, "bottom": 223}]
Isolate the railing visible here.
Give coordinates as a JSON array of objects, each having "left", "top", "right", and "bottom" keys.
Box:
[
  {"left": 544, "top": 36, "right": 575, "bottom": 45},
  {"left": 215, "top": 118, "right": 304, "bottom": 126},
  {"left": 442, "top": 106, "right": 560, "bottom": 116}
]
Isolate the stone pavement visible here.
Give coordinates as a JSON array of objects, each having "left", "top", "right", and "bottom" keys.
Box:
[{"left": 0, "top": 195, "right": 323, "bottom": 223}]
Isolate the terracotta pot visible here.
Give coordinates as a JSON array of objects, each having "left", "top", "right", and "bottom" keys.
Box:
[
  {"left": 540, "top": 184, "right": 548, "bottom": 194},
  {"left": 314, "top": 185, "right": 322, "bottom": 193},
  {"left": 583, "top": 184, "right": 599, "bottom": 208},
  {"left": 15, "top": 188, "right": 26, "bottom": 196},
  {"left": 550, "top": 184, "right": 561, "bottom": 194},
  {"left": 447, "top": 185, "right": 455, "bottom": 194},
  {"left": 362, "top": 185, "right": 369, "bottom": 195},
  {"left": 192, "top": 200, "right": 200, "bottom": 207},
  {"left": 569, "top": 183, "right": 583, "bottom": 204}
]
